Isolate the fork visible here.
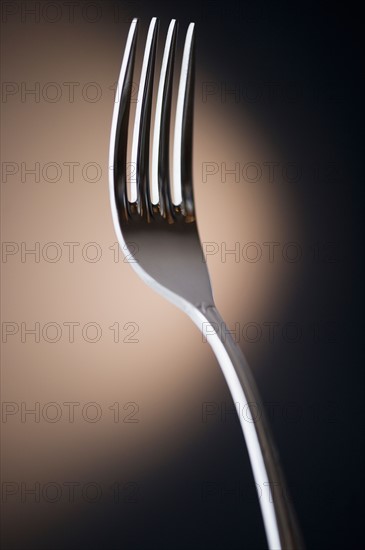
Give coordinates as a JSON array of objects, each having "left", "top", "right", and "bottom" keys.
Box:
[{"left": 109, "top": 17, "right": 303, "bottom": 550}]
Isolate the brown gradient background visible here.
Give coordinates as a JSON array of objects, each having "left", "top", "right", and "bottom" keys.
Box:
[{"left": 1, "top": 2, "right": 363, "bottom": 550}]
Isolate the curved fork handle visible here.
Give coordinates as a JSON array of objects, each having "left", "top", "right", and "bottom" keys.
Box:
[{"left": 197, "top": 305, "right": 304, "bottom": 550}]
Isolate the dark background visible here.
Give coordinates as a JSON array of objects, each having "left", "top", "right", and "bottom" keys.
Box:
[
  {"left": 3, "top": 0, "right": 364, "bottom": 549},
  {"left": 64, "top": 1, "right": 363, "bottom": 548}
]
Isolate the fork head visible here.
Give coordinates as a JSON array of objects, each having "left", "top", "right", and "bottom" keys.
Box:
[{"left": 109, "top": 18, "right": 214, "bottom": 311}]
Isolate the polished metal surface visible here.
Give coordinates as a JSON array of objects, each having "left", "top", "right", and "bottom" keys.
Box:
[{"left": 109, "top": 17, "right": 303, "bottom": 549}]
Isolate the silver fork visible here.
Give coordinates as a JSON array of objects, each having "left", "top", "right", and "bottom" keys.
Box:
[{"left": 109, "top": 17, "right": 303, "bottom": 550}]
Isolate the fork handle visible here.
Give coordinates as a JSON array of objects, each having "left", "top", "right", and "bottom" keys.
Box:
[{"left": 197, "top": 305, "right": 304, "bottom": 550}]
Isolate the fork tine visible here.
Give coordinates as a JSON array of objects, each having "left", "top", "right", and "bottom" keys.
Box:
[
  {"left": 173, "top": 23, "right": 195, "bottom": 218},
  {"left": 151, "top": 19, "right": 178, "bottom": 217},
  {"left": 130, "top": 17, "right": 159, "bottom": 217},
  {"left": 109, "top": 18, "right": 138, "bottom": 221}
]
